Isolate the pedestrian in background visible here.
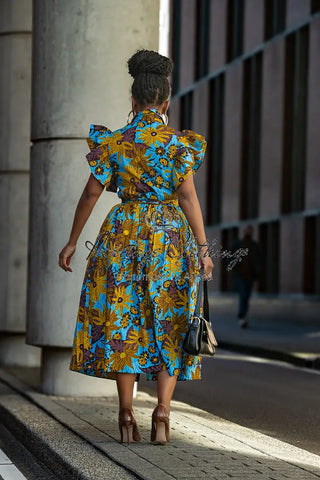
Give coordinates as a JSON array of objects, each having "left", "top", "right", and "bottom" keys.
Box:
[
  {"left": 231, "top": 226, "right": 262, "bottom": 328},
  {"left": 58, "top": 50, "right": 213, "bottom": 445}
]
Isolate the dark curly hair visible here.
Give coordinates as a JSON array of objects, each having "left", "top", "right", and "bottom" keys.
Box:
[{"left": 127, "top": 50, "right": 174, "bottom": 108}]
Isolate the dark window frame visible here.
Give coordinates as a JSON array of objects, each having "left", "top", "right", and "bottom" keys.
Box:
[
  {"left": 221, "top": 227, "right": 239, "bottom": 292},
  {"left": 226, "top": 0, "right": 244, "bottom": 62},
  {"left": 258, "top": 221, "right": 280, "bottom": 294},
  {"left": 281, "top": 27, "right": 309, "bottom": 214},
  {"left": 207, "top": 74, "right": 225, "bottom": 225},
  {"left": 311, "top": 0, "right": 320, "bottom": 14},
  {"left": 180, "top": 91, "right": 193, "bottom": 130},
  {"left": 264, "top": 0, "right": 286, "bottom": 40},
  {"left": 303, "top": 215, "right": 320, "bottom": 294},
  {"left": 195, "top": 0, "right": 210, "bottom": 79}
]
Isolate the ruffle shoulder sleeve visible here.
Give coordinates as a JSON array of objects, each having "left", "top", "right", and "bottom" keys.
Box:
[
  {"left": 172, "top": 129, "right": 207, "bottom": 189},
  {"left": 86, "top": 124, "right": 117, "bottom": 191}
]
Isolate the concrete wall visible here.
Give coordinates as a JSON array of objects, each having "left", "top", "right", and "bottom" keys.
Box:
[
  {"left": 0, "top": 0, "right": 41, "bottom": 366},
  {"left": 26, "top": 0, "right": 160, "bottom": 395}
]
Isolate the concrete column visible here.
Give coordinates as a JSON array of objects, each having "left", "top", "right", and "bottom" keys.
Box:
[
  {"left": 243, "top": 0, "right": 264, "bottom": 53},
  {"left": 209, "top": 0, "right": 227, "bottom": 73},
  {"left": 27, "top": 0, "right": 160, "bottom": 396},
  {"left": 286, "top": 0, "right": 310, "bottom": 30},
  {"left": 259, "top": 40, "right": 285, "bottom": 218},
  {"left": 279, "top": 216, "right": 304, "bottom": 294},
  {"left": 221, "top": 63, "right": 243, "bottom": 223},
  {"left": 179, "top": 0, "right": 196, "bottom": 89},
  {"left": 0, "top": 0, "right": 41, "bottom": 366}
]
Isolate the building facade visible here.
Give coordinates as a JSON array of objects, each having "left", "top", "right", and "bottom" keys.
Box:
[{"left": 168, "top": 0, "right": 320, "bottom": 298}]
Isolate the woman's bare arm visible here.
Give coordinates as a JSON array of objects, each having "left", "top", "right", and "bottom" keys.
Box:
[
  {"left": 177, "top": 173, "right": 214, "bottom": 279},
  {"left": 58, "top": 174, "right": 104, "bottom": 272}
]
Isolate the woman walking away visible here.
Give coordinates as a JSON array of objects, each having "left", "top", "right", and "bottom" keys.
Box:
[{"left": 58, "top": 49, "right": 214, "bottom": 445}]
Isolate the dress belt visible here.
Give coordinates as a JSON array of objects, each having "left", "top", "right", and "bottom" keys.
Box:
[{"left": 121, "top": 198, "right": 179, "bottom": 206}]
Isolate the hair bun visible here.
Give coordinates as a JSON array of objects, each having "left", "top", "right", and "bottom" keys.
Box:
[{"left": 128, "top": 49, "right": 173, "bottom": 78}]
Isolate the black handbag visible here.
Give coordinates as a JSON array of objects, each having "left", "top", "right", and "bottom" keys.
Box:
[{"left": 183, "top": 269, "right": 218, "bottom": 357}]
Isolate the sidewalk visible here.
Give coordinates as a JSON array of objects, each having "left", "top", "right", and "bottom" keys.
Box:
[
  {"left": 209, "top": 294, "right": 320, "bottom": 369},
  {"left": 0, "top": 367, "right": 320, "bottom": 480}
]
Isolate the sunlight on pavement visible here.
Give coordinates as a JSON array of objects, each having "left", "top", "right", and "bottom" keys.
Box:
[
  {"left": 213, "top": 351, "right": 320, "bottom": 375},
  {"left": 0, "top": 448, "right": 27, "bottom": 480}
]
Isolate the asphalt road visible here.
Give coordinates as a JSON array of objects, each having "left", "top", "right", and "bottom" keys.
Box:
[{"left": 140, "top": 350, "right": 320, "bottom": 456}]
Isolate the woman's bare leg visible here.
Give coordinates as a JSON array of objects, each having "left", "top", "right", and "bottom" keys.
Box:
[
  {"left": 150, "top": 370, "right": 177, "bottom": 443},
  {"left": 116, "top": 373, "right": 140, "bottom": 442},
  {"left": 156, "top": 370, "right": 178, "bottom": 412},
  {"left": 116, "top": 373, "right": 136, "bottom": 410}
]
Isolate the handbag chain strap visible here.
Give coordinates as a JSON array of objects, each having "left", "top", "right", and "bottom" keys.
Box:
[{"left": 194, "top": 268, "right": 210, "bottom": 321}]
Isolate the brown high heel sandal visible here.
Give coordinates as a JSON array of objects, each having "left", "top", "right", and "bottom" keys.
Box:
[
  {"left": 118, "top": 408, "right": 141, "bottom": 444},
  {"left": 151, "top": 404, "right": 170, "bottom": 445}
]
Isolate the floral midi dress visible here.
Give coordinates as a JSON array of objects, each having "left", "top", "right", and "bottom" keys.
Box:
[{"left": 69, "top": 109, "right": 207, "bottom": 381}]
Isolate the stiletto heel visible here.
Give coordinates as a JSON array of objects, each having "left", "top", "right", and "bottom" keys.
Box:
[
  {"left": 118, "top": 408, "right": 141, "bottom": 443},
  {"left": 151, "top": 404, "right": 170, "bottom": 445}
]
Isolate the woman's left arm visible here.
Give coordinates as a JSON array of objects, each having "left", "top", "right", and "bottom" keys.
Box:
[{"left": 58, "top": 174, "right": 104, "bottom": 272}]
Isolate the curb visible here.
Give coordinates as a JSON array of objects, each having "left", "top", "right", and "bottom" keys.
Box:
[
  {"left": 218, "top": 341, "right": 320, "bottom": 370},
  {"left": 0, "top": 397, "right": 76, "bottom": 480},
  {"left": 1, "top": 368, "right": 320, "bottom": 480},
  {"left": 0, "top": 374, "right": 138, "bottom": 480}
]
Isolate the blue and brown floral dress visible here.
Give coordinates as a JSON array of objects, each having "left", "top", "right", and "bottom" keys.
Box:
[{"left": 69, "top": 108, "right": 207, "bottom": 381}]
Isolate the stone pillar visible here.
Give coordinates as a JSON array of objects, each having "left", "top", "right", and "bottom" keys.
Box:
[
  {"left": 221, "top": 63, "right": 243, "bottom": 224},
  {"left": 27, "top": 0, "right": 160, "bottom": 396},
  {"left": 279, "top": 216, "right": 304, "bottom": 294},
  {"left": 0, "top": 0, "right": 41, "bottom": 366}
]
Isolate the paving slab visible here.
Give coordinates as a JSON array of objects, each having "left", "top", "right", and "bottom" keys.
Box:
[
  {"left": 0, "top": 381, "right": 137, "bottom": 480},
  {"left": 1, "top": 367, "right": 320, "bottom": 480}
]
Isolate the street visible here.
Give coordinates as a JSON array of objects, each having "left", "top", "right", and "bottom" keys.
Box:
[{"left": 140, "top": 349, "right": 320, "bottom": 456}]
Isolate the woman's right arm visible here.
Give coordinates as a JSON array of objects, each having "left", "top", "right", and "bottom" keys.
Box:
[
  {"left": 58, "top": 173, "right": 104, "bottom": 272},
  {"left": 177, "top": 173, "right": 214, "bottom": 280}
]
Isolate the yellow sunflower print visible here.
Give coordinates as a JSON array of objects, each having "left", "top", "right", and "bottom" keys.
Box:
[{"left": 69, "top": 109, "right": 207, "bottom": 381}]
